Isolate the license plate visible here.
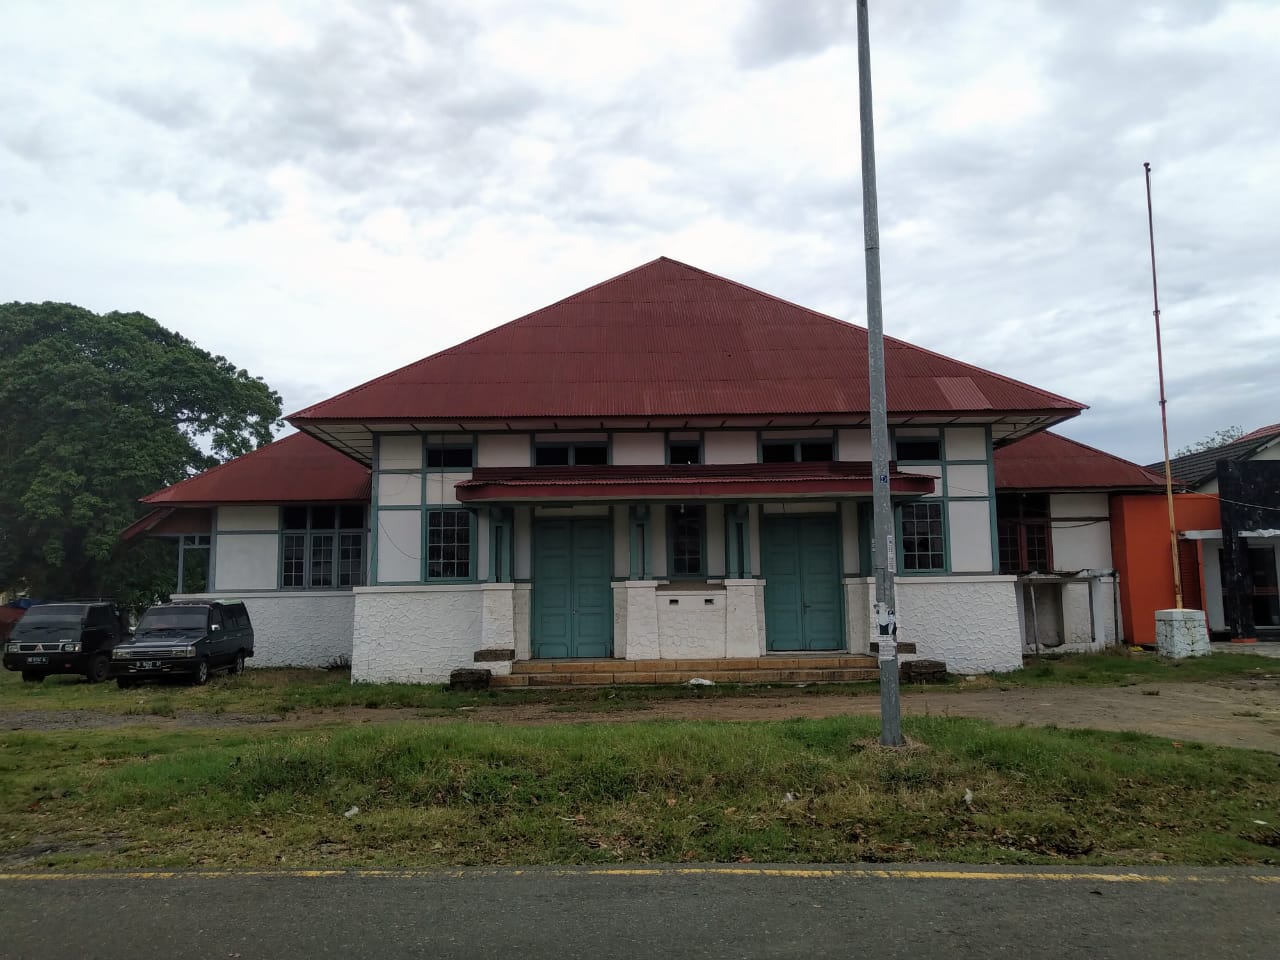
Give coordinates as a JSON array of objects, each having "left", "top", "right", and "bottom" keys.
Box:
[
  {"left": 138, "top": 661, "right": 162, "bottom": 669},
  {"left": 28, "top": 656, "right": 47, "bottom": 664}
]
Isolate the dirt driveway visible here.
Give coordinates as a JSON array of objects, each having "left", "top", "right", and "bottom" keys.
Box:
[{"left": 4, "top": 678, "right": 1279, "bottom": 752}]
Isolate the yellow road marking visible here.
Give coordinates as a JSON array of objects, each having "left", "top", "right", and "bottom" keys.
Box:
[{"left": 0, "top": 866, "right": 1277, "bottom": 884}]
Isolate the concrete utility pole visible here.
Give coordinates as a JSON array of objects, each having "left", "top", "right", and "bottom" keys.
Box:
[{"left": 856, "top": 0, "right": 904, "bottom": 747}]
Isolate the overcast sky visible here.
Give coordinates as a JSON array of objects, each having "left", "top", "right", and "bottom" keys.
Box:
[{"left": 3, "top": 0, "right": 1277, "bottom": 464}]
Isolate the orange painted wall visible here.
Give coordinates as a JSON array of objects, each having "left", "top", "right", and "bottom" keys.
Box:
[{"left": 1110, "top": 493, "right": 1222, "bottom": 646}]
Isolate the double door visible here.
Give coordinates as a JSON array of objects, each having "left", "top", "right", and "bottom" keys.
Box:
[
  {"left": 532, "top": 519, "right": 613, "bottom": 658},
  {"left": 762, "top": 515, "right": 843, "bottom": 651}
]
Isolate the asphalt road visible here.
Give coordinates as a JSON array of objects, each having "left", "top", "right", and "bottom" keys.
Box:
[{"left": 2, "top": 864, "right": 1277, "bottom": 960}]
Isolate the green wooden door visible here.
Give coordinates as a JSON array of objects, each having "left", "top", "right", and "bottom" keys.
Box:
[
  {"left": 532, "top": 519, "right": 613, "bottom": 658},
  {"left": 762, "top": 515, "right": 843, "bottom": 652}
]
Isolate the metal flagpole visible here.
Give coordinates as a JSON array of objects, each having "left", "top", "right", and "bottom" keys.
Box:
[
  {"left": 856, "top": 0, "right": 904, "bottom": 747},
  {"left": 1144, "top": 162, "right": 1184, "bottom": 610}
]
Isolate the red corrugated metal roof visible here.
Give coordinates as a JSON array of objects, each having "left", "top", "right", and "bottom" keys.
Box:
[
  {"left": 455, "top": 461, "right": 935, "bottom": 502},
  {"left": 994, "top": 431, "right": 1166, "bottom": 491},
  {"left": 140, "top": 432, "right": 371, "bottom": 506},
  {"left": 290, "top": 258, "right": 1085, "bottom": 424}
]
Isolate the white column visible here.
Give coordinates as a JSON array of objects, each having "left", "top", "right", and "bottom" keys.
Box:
[
  {"left": 724, "top": 579, "right": 767, "bottom": 657},
  {"left": 623, "top": 581, "right": 660, "bottom": 660},
  {"left": 478, "top": 583, "right": 516, "bottom": 675}
]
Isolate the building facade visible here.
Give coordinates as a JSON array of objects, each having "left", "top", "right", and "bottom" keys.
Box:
[{"left": 130, "top": 258, "right": 1097, "bottom": 679}]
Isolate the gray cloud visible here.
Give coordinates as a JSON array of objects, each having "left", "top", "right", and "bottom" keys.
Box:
[
  {"left": 734, "top": 0, "right": 855, "bottom": 68},
  {"left": 1, "top": 0, "right": 1276, "bottom": 466}
]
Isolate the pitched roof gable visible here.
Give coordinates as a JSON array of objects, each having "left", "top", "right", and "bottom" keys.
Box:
[
  {"left": 995, "top": 431, "right": 1167, "bottom": 491},
  {"left": 289, "top": 257, "right": 1085, "bottom": 424},
  {"left": 140, "top": 432, "right": 370, "bottom": 506}
]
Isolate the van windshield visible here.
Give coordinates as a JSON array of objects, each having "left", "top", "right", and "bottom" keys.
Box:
[
  {"left": 12, "top": 607, "right": 85, "bottom": 635},
  {"left": 137, "top": 608, "right": 208, "bottom": 631}
]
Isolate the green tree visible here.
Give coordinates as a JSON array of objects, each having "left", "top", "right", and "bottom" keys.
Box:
[
  {"left": 0, "top": 302, "right": 281, "bottom": 607},
  {"left": 1175, "top": 425, "right": 1246, "bottom": 458}
]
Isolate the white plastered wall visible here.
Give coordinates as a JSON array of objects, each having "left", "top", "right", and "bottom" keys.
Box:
[
  {"left": 351, "top": 586, "right": 484, "bottom": 683},
  {"left": 173, "top": 591, "right": 355, "bottom": 668},
  {"left": 948, "top": 500, "right": 993, "bottom": 574},
  {"left": 215, "top": 504, "right": 280, "bottom": 591},
  {"left": 945, "top": 427, "right": 987, "bottom": 461},
  {"left": 704, "top": 431, "right": 756, "bottom": 464},
  {"left": 376, "top": 510, "right": 422, "bottom": 583},
  {"left": 218, "top": 506, "right": 278, "bottom": 531},
  {"left": 612, "top": 432, "right": 664, "bottom": 464},
  {"left": 893, "top": 576, "right": 1023, "bottom": 672},
  {"left": 214, "top": 535, "right": 279, "bottom": 591},
  {"left": 838, "top": 429, "right": 871, "bottom": 460},
  {"left": 477, "top": 434, "right": 530, "bottom": 467},
  {"left": 377, "top": 473, "right": 422, "bottom": 506},
  {"left": 1050, "top": 493, "right": 1113, "bottom": 570},
  {"left": 378, "top": 436, "right": 422, "bottom": 470},
  {"left": 1202, "top": 541, "right": 1225, "bottom": 631}
]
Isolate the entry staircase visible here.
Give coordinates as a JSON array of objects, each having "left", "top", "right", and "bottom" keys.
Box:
[{"left": 490, "top": 654, "right": 879, "bottom": 688}]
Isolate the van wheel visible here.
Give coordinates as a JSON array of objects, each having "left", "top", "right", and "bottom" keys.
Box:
[
  {"left": 229, "top": 652, "right": 245, "bottom": 676},
  {"left": 21, "top": 671, "right": 44, "bottom": 683},
  {"left": 86, "top": 654, "right": 110, "bottom": 684},
  {"left": 192, "top": 658, "right": 210, "bottom": 686}
]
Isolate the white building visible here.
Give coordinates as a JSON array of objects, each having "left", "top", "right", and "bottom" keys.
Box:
[{"left": 130, "top": 258, "right": 1104, "bottom": 682}]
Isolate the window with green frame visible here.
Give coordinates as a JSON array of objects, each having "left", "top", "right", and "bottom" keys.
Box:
[
  {"left": 760, "top": 438, "right": 833, "bottom": 463},
  {"left": 899, "top": 501, "right": 945, "bottom": 572},
  {"left": 668, "top": 504, "right": 706, "bottom": 577},
  {"left": 534, "top": 442, "right": 608, "bottom": 465},
  {"left": 281, "top": 505, "right": 366, "bottom": 588},
  {"left": 425, "top": 436, "right": 474, "bottom": 468},
  {"left": 426, "top": 508, "right": 473, "bottom": 580},
  {"left": 667, "top": 434, "right": 701, "bottom": 464}
]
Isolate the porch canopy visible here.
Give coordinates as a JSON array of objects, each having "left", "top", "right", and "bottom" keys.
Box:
[{"left": 455, "top": 461, "right": 935, "bottom": 503}]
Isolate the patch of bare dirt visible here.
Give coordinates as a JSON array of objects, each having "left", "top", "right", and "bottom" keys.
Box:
[{"left": 3, "top": 683, "right": 1278, "bottom": 753}]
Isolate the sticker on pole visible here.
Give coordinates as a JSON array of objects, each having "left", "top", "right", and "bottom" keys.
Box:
[{"left": 886, "top": 534, "right": 896, "bottom": 570}]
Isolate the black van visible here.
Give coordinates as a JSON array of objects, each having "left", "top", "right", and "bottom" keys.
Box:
[
  {"left": 112, "top": 600, "right": 255, "bottom": 687},
  {"left": 2, "top": 601, "right": 130, "bottom": 683}
]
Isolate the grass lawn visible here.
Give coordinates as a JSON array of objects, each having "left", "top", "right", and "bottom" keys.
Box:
[
  {"left": 1, "top": 717, "right": 1278, "bottom": 870},
  {"left": 0, "top": 649, "right": 1273, "bottom": 719}
]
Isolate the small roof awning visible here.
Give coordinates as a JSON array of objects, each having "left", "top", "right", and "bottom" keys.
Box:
[{"left": 455, "top": 461, "right": 936, "bottom": 504}]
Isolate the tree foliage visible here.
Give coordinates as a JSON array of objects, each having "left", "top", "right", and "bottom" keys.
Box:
[
  {"left": 1174, "top": 425, "right": 1246, "bottom": 458},
  {"left": 0, "top": 302, "right": 281, "bottom": 606}
]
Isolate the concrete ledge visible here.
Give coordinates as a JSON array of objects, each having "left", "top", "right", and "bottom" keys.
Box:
[{"left": 474, "top": 648, "right": 516, "bottom": 662}]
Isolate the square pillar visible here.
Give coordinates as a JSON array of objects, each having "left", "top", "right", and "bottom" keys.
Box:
[{"left": 622, "top": 580, "right": 660, "bottom": 660}]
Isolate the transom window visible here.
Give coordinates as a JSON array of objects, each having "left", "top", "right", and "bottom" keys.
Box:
[
  {"left": 668, "top": 504, "right": 706, "bottom": 577},
  {"left": 761, "top": 439, "right": 833, "bottom": 463},
  {"left": 895, "top": 436, "right": 942, "bottom": 461},
  {"left": 535, "top": 443, "right": 608, "bottom": 466},
  {"left": 281, "top": 505, "right": 366, "bottom": 589},
  {"left": 899, "top": 501, "right": 945, "bottom": 572},
  {"left": 996, "top": 493, "right": 1051, "bottom": 574},
  {"left": 426, "top": 509, "right": 472, "bottom": 580},
  {"left": 426, "top": 445, "right": 474, "bottom": 468},
  {"left": 667, "top": 434, "right": 701, "bottom": 465}
]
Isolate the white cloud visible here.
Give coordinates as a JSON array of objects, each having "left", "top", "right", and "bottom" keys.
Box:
[{"left": 1, "top": 0, "right": 1277, "bottom": 462}]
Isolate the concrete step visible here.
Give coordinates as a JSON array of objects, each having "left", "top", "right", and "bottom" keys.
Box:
[
  {"left": 490, "top": 666, "right": 880, "bottom": 688},
  {"left": 510, "top": 655, "right": 876, "bottom": 675}
]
